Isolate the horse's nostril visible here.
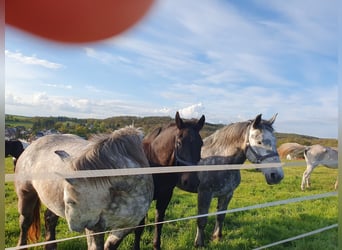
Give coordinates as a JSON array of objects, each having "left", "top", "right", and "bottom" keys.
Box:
[{"left": 271, "top": 173, "right": 276, "bottom": 180}]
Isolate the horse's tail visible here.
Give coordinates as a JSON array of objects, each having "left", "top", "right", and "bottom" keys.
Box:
[
  {"left": 27, "top": 199, "right": 41, "bottom": 243},
  {"left": 291, "top": 145, "right": 307, "bottom": 159},
  {"left": 303, "top": 146, "right": 310, "bottom": 157},
  {"left": 303, "top": 146, "right": 313, "bottom": 162}
]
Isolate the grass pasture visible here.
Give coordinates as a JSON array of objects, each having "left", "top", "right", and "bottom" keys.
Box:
[{"left": 5, "top": 158, "right": 338, "bottom": 249}]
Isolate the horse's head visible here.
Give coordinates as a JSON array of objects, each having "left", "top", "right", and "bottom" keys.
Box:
[
  {"left": 174, "top": 111, "right": 205, "bottom": 166},
  {"left": 54, "top": 150, "right": 106, "bottom": 232},
  {"left": 62, "top": 177, "right": 106, "bottom": 232},
  {"left": 245, "top": 114, "right": 284, "bottom": 185}
]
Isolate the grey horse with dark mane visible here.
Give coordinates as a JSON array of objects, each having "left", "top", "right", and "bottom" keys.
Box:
[
  {"left": 178, "top": 114, "right": 284, "bottom": 247},
  {"left": 15, "top": 127, "right": 153, "bottom": 250}
]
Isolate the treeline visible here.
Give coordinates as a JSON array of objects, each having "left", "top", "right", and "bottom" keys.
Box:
[
  {"left": 5, "top": 114, "right": 218, "bottom": 139},
  {"left": 5, "top": 114, "right": 337, "bottom": 147}
]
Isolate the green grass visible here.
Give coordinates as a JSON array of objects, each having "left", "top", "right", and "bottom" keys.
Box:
[{"left": 5, "top": 158, "right": 338, "bottom": 249}]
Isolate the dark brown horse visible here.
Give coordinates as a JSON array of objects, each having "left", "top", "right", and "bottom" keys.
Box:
[{"left": 134, "top": 111, "right": 205, "bottom": 250}]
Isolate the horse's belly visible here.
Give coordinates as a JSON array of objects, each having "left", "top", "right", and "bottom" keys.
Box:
[{"left": 198, "top": 170, "right": 241, "bottom": 197}]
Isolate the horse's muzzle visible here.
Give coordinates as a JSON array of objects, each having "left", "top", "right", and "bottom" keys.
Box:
[{"left": 265, "top": 172, "right": 284, "bottom": 185}]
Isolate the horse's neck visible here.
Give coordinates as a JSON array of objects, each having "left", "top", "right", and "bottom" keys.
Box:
[
  {"left": 202, "top": 139, "right": 246, "bottom": 161},
  {"left": 200, "top": 154, "right": 245, "bottom": 165},
  {"left": 146, "top": 143, "right": 174, "bottom": 167}
]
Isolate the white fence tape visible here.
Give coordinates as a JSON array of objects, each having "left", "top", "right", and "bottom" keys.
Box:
[
  {"left": 254, "top": 224, "right": 338, "bottom": 250},
  {"left": 5, "top": 161, "right": 309, "bottom": 183},
  {"left": 5, "top": 191, "right": 337, "bottom": 250}
]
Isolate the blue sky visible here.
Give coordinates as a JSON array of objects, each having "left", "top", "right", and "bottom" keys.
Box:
[{"left": 5, "top": 0, "right": 338, "bottom": 138}]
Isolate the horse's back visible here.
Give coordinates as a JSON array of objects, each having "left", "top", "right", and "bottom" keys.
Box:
[
  {"left": 305, "top": 144, "right": 338, "bottom": 168},
  {"left": 15, "top": 134, "right": 89, "bottom": 217},
  {"left": 16, "top": 134, "right": 88, "bottom": 171}
]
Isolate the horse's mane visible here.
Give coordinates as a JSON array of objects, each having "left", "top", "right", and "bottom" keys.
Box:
[
  {"left": 142, "top": 123, "right": 178, "bottom": 165},
  {"left": 204, "top": 121, "right": 250, "bottom": 147},
  {"left": 202, "top": 119, "right": 275, "bottom": 157},
  {"left": 72, "top": 126, "right": 148, "bottom": 171}
]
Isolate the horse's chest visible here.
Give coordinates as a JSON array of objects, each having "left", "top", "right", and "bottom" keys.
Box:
[{"left": 33, "top": 180, "right": 65, "bottom": 217}]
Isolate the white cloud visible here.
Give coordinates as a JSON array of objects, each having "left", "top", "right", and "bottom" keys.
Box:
[
  {"left": 41, "top": 83, "right": 72, "bottom": 89},
  {"left": 5, "top": 50, "right": 63, "bottom": 69},
  {"left": 84, "top": 47, "right": 131, "bottom": 64},
  {"left": 256, "top": 0, "right": 337, "bottom": 56},
  {"left": 178, "top": 103, "right": 205, "bottom": 119}
]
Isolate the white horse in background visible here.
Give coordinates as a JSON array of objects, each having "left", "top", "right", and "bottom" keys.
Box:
[{"left": 301, "top": 144, "right": 338, "bottom": 190}]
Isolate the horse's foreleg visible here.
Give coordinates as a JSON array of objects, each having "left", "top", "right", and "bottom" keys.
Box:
[
  {"left": 85, "top": 228, "right": 104, "bottom": 250},
  {"left": 105, "top": 229, "right": 133, "bottom": 250},
  {"left": 212, "top": 193, "right": 233, "bottom": 241},
  {"left": 153, "top": 190, "right": 174, "bottom": 250},
  {"left": 133, "top": 217, "right": 146, "bottom": 250},
  {"left": 195, "top": 191, "right": 212, "bottom": 248},
  {"left": 44, "top": 209, "right": 59, "bottom": 250}
]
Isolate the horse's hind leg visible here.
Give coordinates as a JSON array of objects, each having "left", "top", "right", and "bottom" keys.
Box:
[
  {"left": 212, "top": 193, "right": 233, "bottom": 241},
  {"left": 16, "top": 185, "right": 40, "bottom": 247},
  {"left": 44, "top": 208, "right": 59, "bottom": 250}
]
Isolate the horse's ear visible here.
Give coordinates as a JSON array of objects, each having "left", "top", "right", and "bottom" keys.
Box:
[
  {"left": 268, "top": 113, "right": 278, "bottom": 125},
  {"left": 64, "top": 177, "right": 77, "bottom": 185},
  {"left": 252, "top": 114, "right": 262, "bottom": 129},
  {"left": 175, "top": 111, "right": 184, "bottom": 129},
  {"left": 196, "top": 115, "right": 205, "bottom": 131},
  {"left": 55, "top": 150, "right": 71, "bottom": 162}
]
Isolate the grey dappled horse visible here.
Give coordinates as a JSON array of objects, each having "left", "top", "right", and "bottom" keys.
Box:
[
  {"left": 178, "top": 114, "right": 284, "bottom": 247},
  {"left": 15, "top": 127, "right": 153, "bottom": 250},
  {"left": 301, "top": 144, "right": 338, "bottom": 190}
]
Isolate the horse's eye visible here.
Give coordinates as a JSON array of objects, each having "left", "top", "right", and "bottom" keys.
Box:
[
  {"left": 257, "top": 141, "right": 262, "bottom": 145},
  {"left": 66, "top": 200, "right": 76, "bottom": 206}
]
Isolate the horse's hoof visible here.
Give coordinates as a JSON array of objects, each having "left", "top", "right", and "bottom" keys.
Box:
[
  {"left": 194, "top": 241, "right": 205, "bottom": 248},
  {"left": 211, "top": 234, "right": 222, "bottom": 241},
  {"left": 45, "top": 243, "right": 57, "bottom": 250}
]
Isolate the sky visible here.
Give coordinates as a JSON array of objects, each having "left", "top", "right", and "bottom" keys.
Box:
[{"left": 5, "top": 0, "right": 338, "bottom": 138}]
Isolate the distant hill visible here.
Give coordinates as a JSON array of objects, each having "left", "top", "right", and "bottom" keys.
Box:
[
  {"left": 5, "top": 114, "right": 337, "bottom": 148},
  {"left": 275, "top": 132, "right": 337, "bottom": 148}
]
